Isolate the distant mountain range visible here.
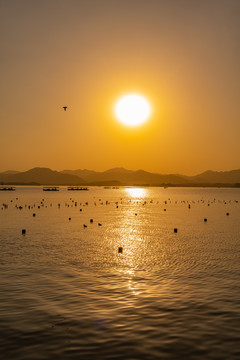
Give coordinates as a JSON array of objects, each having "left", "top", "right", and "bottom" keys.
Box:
[
  {"left": 0, "top": 167, "right": 240, "bottom": 186},
  {"left": 0, "top": 168, "right": 86, "bottom": 186}
]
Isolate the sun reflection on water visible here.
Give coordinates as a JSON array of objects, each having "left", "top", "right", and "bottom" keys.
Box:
[
  {"left": 118, "top": 269, "right": 141, "bottom": 296},
  {"left": 113, "top": 188, "right": 150, "bottom": 297},
  {"left": 125, "top": 187, "right": 147, "bottom": 198},
  {"left": 127, "top": 270, "right": 141, "bottom": 296}
]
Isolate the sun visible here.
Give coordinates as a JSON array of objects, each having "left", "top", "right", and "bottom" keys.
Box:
[{"left": 114, "top": 94, "right": 151, "bottom": 126}]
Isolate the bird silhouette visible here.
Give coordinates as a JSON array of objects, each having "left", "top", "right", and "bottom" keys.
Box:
[{"left": 63, "top": 106, "right": 67, "bottom": 111}]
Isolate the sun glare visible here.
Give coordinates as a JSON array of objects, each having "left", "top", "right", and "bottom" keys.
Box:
[
  {"left": 125, "top": 187, "right": 146, "bottom": 198},
  {"left": 114, "top": 94, "right": 151, "bottom": 126}
]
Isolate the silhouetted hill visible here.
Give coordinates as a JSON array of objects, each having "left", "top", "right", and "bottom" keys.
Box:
[
  {"left": 1, "top": 170, "right": 20, "bottom": 175},
  {"left": 1, "top": 167, "right": 240, "bottom": 186},
  {"left": 0, "top": 167, "right": 86, "bottom": 185},
  {"left": 190, "top": 169, "right": 240, "bottom": 184},
  {"left": 61, "top": 169, "right": 99, "bottom": 178},
  {"left": 61, "top": 167, "right": 240, "bottom": 186},
  {"left": 62, "top": 168, "right": 191, "bottom": 185}
]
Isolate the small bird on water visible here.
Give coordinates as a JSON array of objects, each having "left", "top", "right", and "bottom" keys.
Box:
[{"left": 63, "top": 106, "right": 68, "bottom": 111}]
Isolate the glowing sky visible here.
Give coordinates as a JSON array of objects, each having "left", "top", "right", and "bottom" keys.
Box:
[{"left": 1, "top": 0, "right": 239, "bottom": 174}]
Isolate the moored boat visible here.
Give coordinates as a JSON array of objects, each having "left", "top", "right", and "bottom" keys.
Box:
[
  {"left": 0, "top": 187, "right": 16, "bottom": 191},
  {"left": 67, "top": 187, "right": 89, "bottom": 191},
  {"left": 43, "top": 187, "right": 59, "bottom": 191}
]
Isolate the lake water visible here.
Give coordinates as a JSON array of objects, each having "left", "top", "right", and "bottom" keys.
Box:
[{"left": 0, "top": 187, "right": 240, "bottom": 360}]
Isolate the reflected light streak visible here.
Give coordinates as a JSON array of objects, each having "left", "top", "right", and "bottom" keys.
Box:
[
  {"left": 128, "top": 278, "right": 141, "bottom": 296},
  {"left": 125, "top": 187, "right": 147, "bottom": 198},
  {"left": 117, "top": 188, "right": 149, "bottom": 297},
  {"left": 119, "top": 269, "right": 141, "bottom": 296}
]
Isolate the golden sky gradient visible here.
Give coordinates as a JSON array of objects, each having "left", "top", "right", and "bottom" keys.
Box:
[{"left": 1, "top": 0, "right": 240, "bottom": 175}]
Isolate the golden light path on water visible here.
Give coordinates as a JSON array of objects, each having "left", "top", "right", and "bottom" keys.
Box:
[
  {"left": 125, "top": 187, "right": 147, "bottom": 198},
  {"left": 117, "top": 187, "right": 149, "bottom": 297}
]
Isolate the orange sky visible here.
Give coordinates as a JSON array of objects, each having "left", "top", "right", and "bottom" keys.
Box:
[{"left": 1, "top": 0, "right": 240, "bottom": 175}]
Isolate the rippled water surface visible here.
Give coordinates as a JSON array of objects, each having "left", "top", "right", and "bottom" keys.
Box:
[{"left": 0, "top": 187, "right": 240, "bottom": 359}]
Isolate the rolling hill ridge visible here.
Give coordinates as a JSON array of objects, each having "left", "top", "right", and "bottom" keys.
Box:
[{"left": 0, "top": 167, "right": 240, "bottom": 186}]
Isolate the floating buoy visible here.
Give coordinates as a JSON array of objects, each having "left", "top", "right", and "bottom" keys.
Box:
[
  {"left": 164, "top": 209, "right": 166, "bottom": 211},
  {"left": 204, "top": 218, "right": 207, "bottom": 222},
  {"left": 118, "top": 247, "right": 123, "bottom": 253},
  {"left": 174, "top": 228, "right": 178, "bottom": 233},
  {"left": 98, "top": 223, "right": 102, "bottom": 226},
  {"left": 22, "top": 229, "right": 26, "bottom": 235},
  {"left": 90, "top": 219, "right": 93, "bottom": 223},
  {"left": 69, "top": 217, "right": 71, "bottom": 221},
  {"left": 80, "top": 209, "right": 82, "bottom": 212},
  {"left": 226, "top": 213, "right": 229, "bottom": 216},
  {"left": 83, "top": 224, "right": 87, "bottom": 228},
  {"left": 33, "top": 213, "right": 36, "bottom": 217}
]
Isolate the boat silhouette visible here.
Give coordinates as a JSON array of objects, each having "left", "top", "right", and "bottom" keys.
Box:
[
  {"left": 43, "top": 187, "right": 59, "bottom": 191},
  {"left": 0, "top": 187, "right": 16, "bottom": 191},
  {"left": 67, "top": 187, "right": 89, "bottom": 191}
]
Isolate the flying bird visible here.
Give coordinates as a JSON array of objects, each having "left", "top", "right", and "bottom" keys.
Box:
[{"left": 63, "top": 106, "right": 68, "bottom": 111}]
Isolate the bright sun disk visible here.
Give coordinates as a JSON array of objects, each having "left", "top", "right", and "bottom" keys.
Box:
[{"left": 114, "top": 94, "right": 151, "bottom": 126}]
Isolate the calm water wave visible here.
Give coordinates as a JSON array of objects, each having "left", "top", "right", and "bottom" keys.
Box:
[{"left": 0, "top": 187, "right": 240, "bottom": 359}]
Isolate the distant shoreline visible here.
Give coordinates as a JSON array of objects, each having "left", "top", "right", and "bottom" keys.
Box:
[{"left": 1, "top": 182, "right": 240, "bottom": 188}]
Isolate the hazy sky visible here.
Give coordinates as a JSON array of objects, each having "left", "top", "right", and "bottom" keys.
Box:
[{"left": 1, "top": 0, "right": 239, "bottom": 175}]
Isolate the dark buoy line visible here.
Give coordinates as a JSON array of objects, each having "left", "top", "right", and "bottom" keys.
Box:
[
  {"left": 22, "top": 229, "right": 26, "bottom": 235},
  {"left": 118, "top": 247, "right": 123, "bottom": 253},
  {"left": 174, "top": 228, "right": 178, "bottom": 233}
]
